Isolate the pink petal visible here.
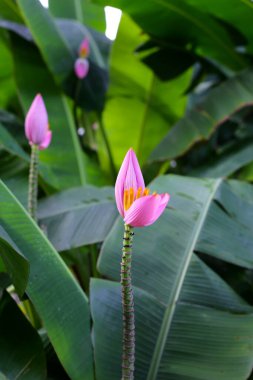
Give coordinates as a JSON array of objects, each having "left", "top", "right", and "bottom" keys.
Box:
[
  {"left": 39, "top": 130, "right": 52, "bottom": 150},
  {"left": 115, "top": 148, "right": 145, "bottom": 217},
  {"left": 74, "top": 58, "right": 89, "bottom": 79},
  {"left": 147, "top": 193, "right": 170, "bottom": 225},
  {"left": 124, "top": 149, "right": 145, "bottom": 191},
  {"left": 25, "top": 94, "right": 48, "bottom": 146},
  {"left": 79, "top": 37, "right": 90, "bottom": 57},
  {"left": 124, "top": 193, "right": 170, "bottom": 227}
]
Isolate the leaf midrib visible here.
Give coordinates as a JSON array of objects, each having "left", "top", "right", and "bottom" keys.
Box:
[
  {"left": 74, "top": 0, "right": 83, "bottom": 24},
  {"left": 146, "top": 178, "right": 222, "bottom": 380}
]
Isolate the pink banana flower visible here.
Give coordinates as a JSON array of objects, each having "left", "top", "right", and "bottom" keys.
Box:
[
  {"left": 115, "top": 148, "right": 170, "bottom": 227},
  {"left": 74, "top": 37, "right": 90, "bottom": 79},
  {"left": 25, "top": 94, "right": 52, "bottom": 150},
  {"left": 74, "top": 58, "right": 89, "bottom": 79}
]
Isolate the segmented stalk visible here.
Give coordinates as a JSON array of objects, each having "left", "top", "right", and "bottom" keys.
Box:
[
  {"left": 28, "top": 144, "right": 39, "bottom": 221},
  {"left": 25, "top": 143, "right": 40, "bottom": 328},
  {"left": 121, "top": 223, "right": 135, "bottom": 380}
]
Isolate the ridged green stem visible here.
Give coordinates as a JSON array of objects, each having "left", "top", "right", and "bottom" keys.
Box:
[
  {"left": 121, "top": 224, "right": 135, "bottom": 380},
  {"left": 26, "top": 143, "right": 40, "bottom": 328},
  {"left": 28, "top": 144, "right": 39, "bottom": 221}
]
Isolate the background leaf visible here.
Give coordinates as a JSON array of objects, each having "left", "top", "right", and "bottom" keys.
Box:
[
  {"left": 94, "top": 0, "right": 247, "bottom": 72},
  {"left": 96, "top": 175, "right": 253, "bottom": 379},
  {"left": 0, "top": 123, "right": 29, "bottom": 162},
  {"left": 38, "top": 185, "right": 117, "bottom": 251},
  {"left": 190, "top": 138, "right": 253, "bottom": 178},
  {"left": 91, "top": 276, "right": 253, "bottom": 380},
  {"left": 49, "top": 0, "right": 106, "bottom": 32},
  {"left": 186, "top": 0, "right": 253, "bottom": 53},
  {"left": 0, "top": 181, "right": 94, "bottom": 380},
  {"left": 0, "top": 236, "right": 29, "bottom": 298},
  {"left": 149, "top": 69, "right": 253, "bottom": 163},
  {"left": 0, "top": 291, "right": 46, "bottom": 380},
  {"left": 98, "top": 14, "right": 191, "bottom": 171}
]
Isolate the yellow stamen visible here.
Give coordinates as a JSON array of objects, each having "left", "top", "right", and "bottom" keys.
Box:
[
  {"left": 152, "top": 191, "right": 157, "bottom": 196},
  {"left": 124, "top": 189, "right": 129, "bottom": 211},
  {"left": 123, "top": 186, "right": 151, "bottom": 211},
  {"left": 136, "top": 187, "right": 142, "bottom": 199},
  {"left": 129, "top": 188, "right": 134, "bottom": 208}
]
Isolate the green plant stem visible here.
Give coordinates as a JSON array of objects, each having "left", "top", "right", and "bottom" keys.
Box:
[
  {"left": 121, "top": 224, "right": 135, "bottom": 380},
  {"left": 26, "top": 143, "right": 40, "bottom": 328},
  {"left": 28, "top": 144, "right": 39, "bottom": 221}
]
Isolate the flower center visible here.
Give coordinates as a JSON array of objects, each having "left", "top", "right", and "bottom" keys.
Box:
[{"left": 123, "top": 187, "right": 150, "bottom": 211}]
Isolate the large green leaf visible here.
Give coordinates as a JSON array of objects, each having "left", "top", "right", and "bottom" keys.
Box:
[
  {"left": 0, "top": 291, "right": 46, "bottom": 380},
  {"left": 49, "top": 0, "right": 106, "bottom": 32},
  {"left": 228, "top": 179, "right": 253, "bottom": 203},
  {"left": 0, "top": 122, "right": 28, "bottom": 204},
  {"left": 38, "top": 185, "right": 117, "bottom": 251},
  {"left": 0, "top": 32, "right": 16, "bottom": 108},
  {"left": 0, "top": 107, "right": 29, "bottom": 196},
  {"left": 197, "top": 179, "right": 253, "bottom": 267},
  {"left": 17, "top": 0, "right": 73, "bottom": 83},
  {"left": 11, "top": 34, "right": 86, "bottom": 190},
  {"left": 91, "top": 276, "right": 253, "bottom": 380},
  {"left": 0, "top": 181, "right": 94, "bottom": 380},
  {"left": 0, "top": 152, "right": 27, "bottom": 181},
  {"left": 49, "top": 0, "right": 86, "bottom": 24},
  {"left": 0, "top": 123, "right": 29, "bottom": 162},
  {"left": 149, "top": 69, "right": 253, "bottom": 163},
  {"left": 186, "top": 0, "right": 253, "bottom": 53},
  {"left": 99, "top": 14, "right": 191, "bottom": 171},
  {"left": 0, "top": 372, "right": 8, "bottom": 380},
  {"left": 3, "top": 171, "right": 28, "bottom": 206},
  {"left": 94, "top": 0, "right": 246, "bottom": 72},
  {"left": 0, "top": 0, "right": 23, "bottom": 23},
  {"left": 190, "top": 138, "right": 253, "bottom": 178},
  {"left": 0, "top": 235, "right": 29, "bottom": 297},
  {"left": 16, "top": 0, "right": 108, "bottom": 111},
  {"left": 97, "top": 175, "right": 253, "bottom": 379}
]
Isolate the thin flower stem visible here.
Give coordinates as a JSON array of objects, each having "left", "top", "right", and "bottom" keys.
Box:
[
  {"left": 26, "top": 143, "right": 40, "bottom": 328},
  {"left": 121, "top": 224, "right": 135, "bottom": 380},
  {"left": 28, "top": 144, "right": 39, "bottom": 221},
  {"left": 73, "top": 79, "right": 81, "bottom": 126},
  {"left": 73, "top": 80, "right": 80, "bottom": 128}
]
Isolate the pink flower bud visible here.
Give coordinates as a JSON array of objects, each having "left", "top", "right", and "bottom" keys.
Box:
[
  {"left": 25, "top": 94, "right": 52, "bottom": 150},
  {"left": 115, "top": 148, "right": 170, "bottom": 227},
  {"left": 79, "top": 37, "right": 90, "bottom": 58},
  {"left": 74, "top": 58, "right": 89, "bottom": 79}
]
